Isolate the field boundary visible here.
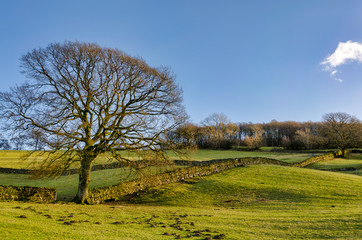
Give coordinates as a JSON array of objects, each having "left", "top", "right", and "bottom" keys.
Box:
[
  {"left": 0, "top": 185, "right": 56, "bottom": 202},
  {"left": 0, "top": 158, "right": 288, "bottom": 175},
  {"left": 291, "top": 150, "right": 345, "bottom": 168},
  {"left": 86, "top": 151, "right": 345, "bottom": 204},
  {"left": 86, "top": 157, "right": 290, "bottom": 204}
]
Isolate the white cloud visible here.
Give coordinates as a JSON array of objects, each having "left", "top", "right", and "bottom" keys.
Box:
[
  {"left": 321, "top": 40, "right": 362, "bottom": 82},
  {"left": 322, "top": 41, "right": 362, "bottom": 69}
]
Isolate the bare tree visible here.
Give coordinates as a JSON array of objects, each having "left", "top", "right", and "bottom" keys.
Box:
[
  {"left": 201, "top": 113, "right": 230, "bottom": 129},
  {"left": 320, "top": 112, "right": 361, "bottom": 157},
  {"left": 26, "top": 129, "right": 46, "bottom": 150},
  {"left": 0, "top": 41, "right": 187, "bottom": 203},
  {"left": 10, "top": 135, "right": 27, "bottom": 150},
  {"left": 200, "top": 113, "right": 231, "bottom": 149},
  {"left": 171, "top": 122, "right": 199, "bottom": 150},
  {"left": 244, "top": 124, "right": 265, "bottom": 150},
  {"left": 0, "top": 135, "right": 11, "bottom": 150}
]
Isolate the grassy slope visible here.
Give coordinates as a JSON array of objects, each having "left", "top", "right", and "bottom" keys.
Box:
[
  {"left": 130, "top": 165, "right": 362, "bottom": 208},
  {"left": 0, "top": 165, "right": 361, "bottom": 239}
]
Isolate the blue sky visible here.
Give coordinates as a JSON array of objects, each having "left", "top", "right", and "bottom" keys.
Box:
[{"left": 1, "top": 0, "right": 362, "bottom": 124}]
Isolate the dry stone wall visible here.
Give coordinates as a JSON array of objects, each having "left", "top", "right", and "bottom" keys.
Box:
[
  {"left": 86, "top": 157, "right": 290, "bottom": 204},
  {"left": 0, "top": 185, "right": 56, "bottom": 202},
  {"left": 292, "top": 150, "right": 345, "bottom": 168}
]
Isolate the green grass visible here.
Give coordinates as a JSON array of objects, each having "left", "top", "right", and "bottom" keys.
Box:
[
  {"left": 0, "top": 151, "right": 139, "bottom": 169},
  {"left": 1, "top": 150, "right": 361, "bottom": 239},
  {"left": 0, "top": 165, "right": 181, "bottom": 201},
  {"left": 0, "top": 169, "right": 125, "bottom": 201},
  {"left": 309, "top": 158, "right": 362, "bottom": 169},
  {"left": 170, "top": 149, "right": 313, "bottom": 163},
  {"left": 1, "top": 149, "right": 357, "bottom": 202},
  {"left": 0, "top": 149, "right": 313, "bottom": 202},
  {"left": 128, "top": 165, "right": 362, "bottom": 207},
  {"left": 0, "top": 150, "right": 40, "bottom": 169},
  {"left": 340, "top": 169, "right": 362, "bottom": 176},
  {"left": 308, "top": 153, "right": 362, "bottom": 176},
  {"left": 0, "top": 149, "right": 313, "bottom": 169},
  {"left": 0, "top": 165, "right": 361, "bottom": 239}
]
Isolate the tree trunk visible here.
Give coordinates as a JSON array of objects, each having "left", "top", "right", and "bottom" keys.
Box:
[
  {"left": 340, "top": 148, "right": 346, "bottom": 158},
  {"left": 73, "top": 160, "right": 92, "bottom": 204}
]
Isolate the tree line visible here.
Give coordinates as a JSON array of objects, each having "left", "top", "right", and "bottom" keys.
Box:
[{"left": 169, "top": 112, "right": 362, "bottom": 155}]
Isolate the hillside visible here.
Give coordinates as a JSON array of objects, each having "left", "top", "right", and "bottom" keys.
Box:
[
  {"left": 124, "top": 164, "right": 362, "bottom": 207},
  {"left": 0, "top": 165, "right": 361, "bottom": 239}
]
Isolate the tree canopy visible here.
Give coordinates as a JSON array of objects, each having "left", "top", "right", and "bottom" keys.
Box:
[
  {"left": 0, "top": 41, "right": 187, "bottom": 203},
  {"left": 320, "top": 112, "right": 361, "bottom": 157}
]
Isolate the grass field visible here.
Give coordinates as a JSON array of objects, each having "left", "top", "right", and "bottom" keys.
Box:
[
  {"left": 0, "top": 149, "right": 313, "bottom": 169},
  {"left": 0, "top": 150, "right": 361, "bottom": 239},
  {"left": 0, "top": 165, "right": 181, "bottom": 201},
  {"left": 0, "top": 150, "right": 359, "bottom": 201},
  {"left": 177, "top": 149, "right": 313, "bottom": 163},
  {"left": 308, "top": 153, "right": 362, "bottom": 176},
  {"left": 0, "top": 149, "right": 313, "bottom": 201},
  {"left": 0, "top": 165, "right": 361, "bottom": 239},
  {"left": 0, "top": 151, "right": 138, "bottom": 169}
]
